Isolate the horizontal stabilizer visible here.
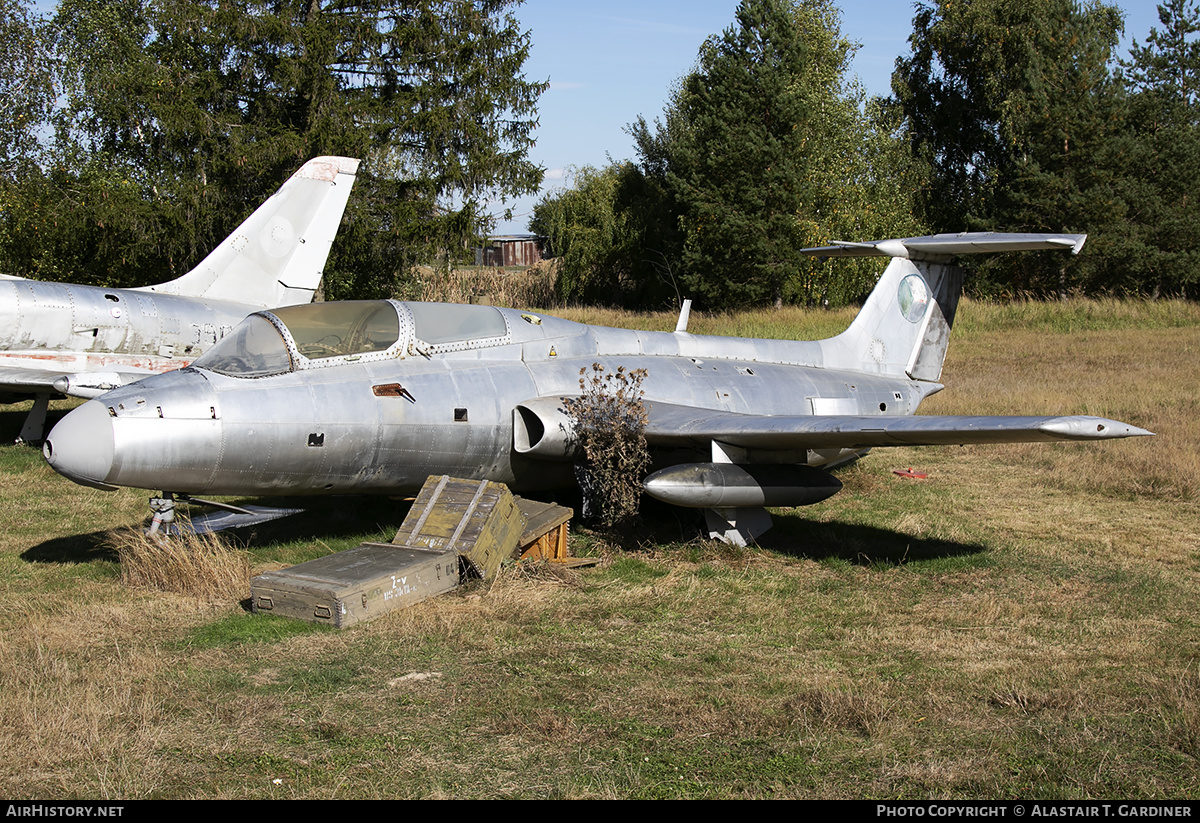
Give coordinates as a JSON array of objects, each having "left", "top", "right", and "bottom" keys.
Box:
[
  {"left": 641, "top": 402, "right": 1152, "bottom": 451},
  {"left": 802, "top": 232, "right": 1087, "bottom": 261}
]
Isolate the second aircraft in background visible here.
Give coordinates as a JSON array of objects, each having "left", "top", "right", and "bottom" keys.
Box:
[{"left": 0, "top": 156, "right": 359, "bottom": 441}]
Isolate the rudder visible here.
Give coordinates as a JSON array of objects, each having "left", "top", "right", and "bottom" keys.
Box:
[
  {"left": 137, "top": 156, "right": 360, "bottom": 308},
  {"left": 807, "top": 232, "right": 1084, "bottom": 383}
]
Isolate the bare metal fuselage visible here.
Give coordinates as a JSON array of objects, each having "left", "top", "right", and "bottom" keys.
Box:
[
  {"left": 45, "top": 303, "right": 922, "bottom": 496},
  {"left": 44, "top": 234, "right": 1151, "bottom": 545},
  {"left": 0, "top": 276, "right": 252, "bottom": 400}
]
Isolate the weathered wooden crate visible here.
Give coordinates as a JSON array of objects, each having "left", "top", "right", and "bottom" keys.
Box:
[
  {"left": 514, "top": 497, "right": 573, "bottom": 562},
  {"left": 250, "top": 542, "right": 459, "bottom": 628},
  {"left": 394, "top": 475, "right": 526, "bottom": 578}
]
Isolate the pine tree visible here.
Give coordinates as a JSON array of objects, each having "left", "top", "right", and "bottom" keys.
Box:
[
  {"left": 1115, "top": 0, "right": 1200, "bottom": 297},
  {"left": 665, "top": 0, "right": 859, "bottom": 309},
  {"left": 893, "top": 0, "right": 1127, "bottom": 295},
  {"left": 529, "top": 0, "right": 923, "bottom": 311},
  {"left": 4, "top": 0, "right": 546, "bottom": 296},
  {"left": 1126, "top": 0, "right": 1200, "bottom": 108}
]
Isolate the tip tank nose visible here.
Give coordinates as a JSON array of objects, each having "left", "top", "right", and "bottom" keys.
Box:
[
  {"left": 1042, "top": 416, "right": 1155, "bottom": 439},
  {"left": 43, "top": 400, "right": 118, "bottom": 490}
]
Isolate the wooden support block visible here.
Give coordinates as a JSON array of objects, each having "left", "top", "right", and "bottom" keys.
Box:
[{"left": 514, "top": 497, "right": 573, "bottom": 562}]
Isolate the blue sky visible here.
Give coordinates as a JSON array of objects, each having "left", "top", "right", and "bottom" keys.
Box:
[{"left": 494, "top": 0, "right": 1163, "bottom": 233}]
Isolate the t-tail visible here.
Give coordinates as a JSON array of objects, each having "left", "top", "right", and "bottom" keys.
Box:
[
  {"left": 135, "top": 156, "right": 361, "bottom": 308},
  {"left": 807, "top": 232, "right": 1087, "bottom": 383}
]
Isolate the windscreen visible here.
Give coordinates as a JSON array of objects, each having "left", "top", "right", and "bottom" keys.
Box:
[
  {"left": 191, "top": 315, "right": 293, "bottom": 377},
  {"left": 271, "top": 301, "right": 400, "bottom": 360}
]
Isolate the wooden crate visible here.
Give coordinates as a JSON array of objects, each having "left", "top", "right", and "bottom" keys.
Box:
[
  {"left": 250, "top": 542, "right": 459, "bottom": 628},
  {"left": 514, "top": 497, "right": 573, "bottom": 562},
  {"left": 395, "top": 476, "right": 526, "bottom": 578}
]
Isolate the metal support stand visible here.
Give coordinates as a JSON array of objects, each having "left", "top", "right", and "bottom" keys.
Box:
[
  {"left": 704, "top": 506, "right": 772, "bottom": 547},
  {"left": 147, "top": 494, "right": 176, "bottom": 536},
  {"left": 16, "top": 394, "right": 50, "bottom": 444}
]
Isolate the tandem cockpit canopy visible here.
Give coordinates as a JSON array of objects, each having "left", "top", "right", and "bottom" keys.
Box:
[{"left": 191, "top": 300, "right": 512, "bottom": 377}]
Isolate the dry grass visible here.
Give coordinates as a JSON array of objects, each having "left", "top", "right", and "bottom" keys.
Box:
[
  {"left": 0, "top": 298, "right": 1197, "bottom": 798},
  {"left": 106, "top": 526, "right": 252, "bottom": 603},
  {"left": 922, "top": 301, "right": 1200, "bottom": 502},
  {"left": 413, "top": 261, "right": 561, "bottom": 308},
  {"left": 1161, "top": 665, "right": 1200, "bottom": 760}
]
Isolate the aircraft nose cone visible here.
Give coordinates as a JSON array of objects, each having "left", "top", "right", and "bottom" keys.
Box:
[{"left": 43, "top": 401, "right": 118, "bottom": 490}]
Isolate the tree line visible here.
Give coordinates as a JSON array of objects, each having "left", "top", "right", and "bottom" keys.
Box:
[
  {"left": 533, "top": 0, "right": 1200, "bottom": 309},
  {"left": 1, "top": 0, "right": 1197, "bottom": 310},
  {"left": 0, "top": 0, "right": 545, "bottom": 300}
]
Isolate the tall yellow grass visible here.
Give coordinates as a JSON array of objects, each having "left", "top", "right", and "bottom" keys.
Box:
[
  {"left": 107, "top": 526, "right": 252, "bottom": 603},
  {"left": 413, "top": 261, "right": 561, "bottom": 308}
]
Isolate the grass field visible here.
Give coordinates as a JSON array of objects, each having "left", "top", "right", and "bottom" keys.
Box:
[{"left": 0, "top": 298, "right": 1197, "bottom": 799}]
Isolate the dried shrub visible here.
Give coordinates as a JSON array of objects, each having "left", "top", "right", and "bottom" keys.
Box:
[
  {"left": 106, "top": 526, "right": 251, "bottom": 602},
  {"left": 564, "top": 363, "right": 651, "bottom": 531}
]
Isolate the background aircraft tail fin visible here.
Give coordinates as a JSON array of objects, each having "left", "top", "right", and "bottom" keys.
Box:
[
  {"left": 808, "top": 232, "right": 1086, "bottom": 383},
  {"left": 137, "top": 156, "right": 360, "bottom": 308}
]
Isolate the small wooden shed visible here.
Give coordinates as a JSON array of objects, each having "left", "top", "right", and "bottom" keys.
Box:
[{"left": 476, "top": 235, "right": 545, "bottom": 267}]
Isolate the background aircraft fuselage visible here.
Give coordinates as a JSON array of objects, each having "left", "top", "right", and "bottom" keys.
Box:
[{"left": 0, "top": 276, "right": 255, "bottom": 400}]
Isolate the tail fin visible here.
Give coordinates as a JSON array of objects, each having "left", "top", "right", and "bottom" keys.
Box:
[
  {"left": 808, "top": 232, "right": 1086, "bottom": 382},
  {"left": 136, "top": 156, "right": 360, "bottom": 308}
]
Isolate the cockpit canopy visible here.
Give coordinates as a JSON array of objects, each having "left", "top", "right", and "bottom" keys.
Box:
[
  {"left": 274, "top": 300, "right": 400, "bottom": 361},
  {"left": 192, "top": 300, "right": 511, "bottom": 377},
  {"left": 405, "top": 301, "right": 508, "bottom": 345}
]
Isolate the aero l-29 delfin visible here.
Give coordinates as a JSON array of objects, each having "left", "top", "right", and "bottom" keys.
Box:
[
  {"left": 0, "top": 156, "right": 359, "bottom": 442},
  {"left": 44, "top": 232, "right": 1152, "bottom": 545}
]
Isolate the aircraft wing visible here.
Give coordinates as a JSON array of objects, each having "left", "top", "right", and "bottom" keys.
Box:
[
  {"left": 0, "top": 366, "right": 69, "bottom": 395},
  {"left": 641, "top": 401, "right": 1152, "bottom": 450},
  {"left": 0, "top": 366, "right": 154, "bottom": 399},
  {"left": 801, "top": 232, "right": 1088, "bottom": 261}
]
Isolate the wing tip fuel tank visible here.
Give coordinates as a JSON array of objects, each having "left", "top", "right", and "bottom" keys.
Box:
[
  {"left": 1040, "top": 416, "right": 1154, "bottom": 440},
  {"left": 643, "top": 463, "right": 843, "bottom": 509}
]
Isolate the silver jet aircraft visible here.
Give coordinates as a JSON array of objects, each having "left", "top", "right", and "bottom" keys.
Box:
[
  {"left": 43, "top": 232, "right": 1151, "bottom": 545},
  {"left": 0, "top": 156, "right": 359, "bottom": 441}
]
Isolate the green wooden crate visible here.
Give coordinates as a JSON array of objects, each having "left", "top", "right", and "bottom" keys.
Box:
[
  {"left": 251, "top": 542, "right": 459, "bottom": 628},
  {"left": 394, "top": 475, "right": 527, "bottom": 578}
]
